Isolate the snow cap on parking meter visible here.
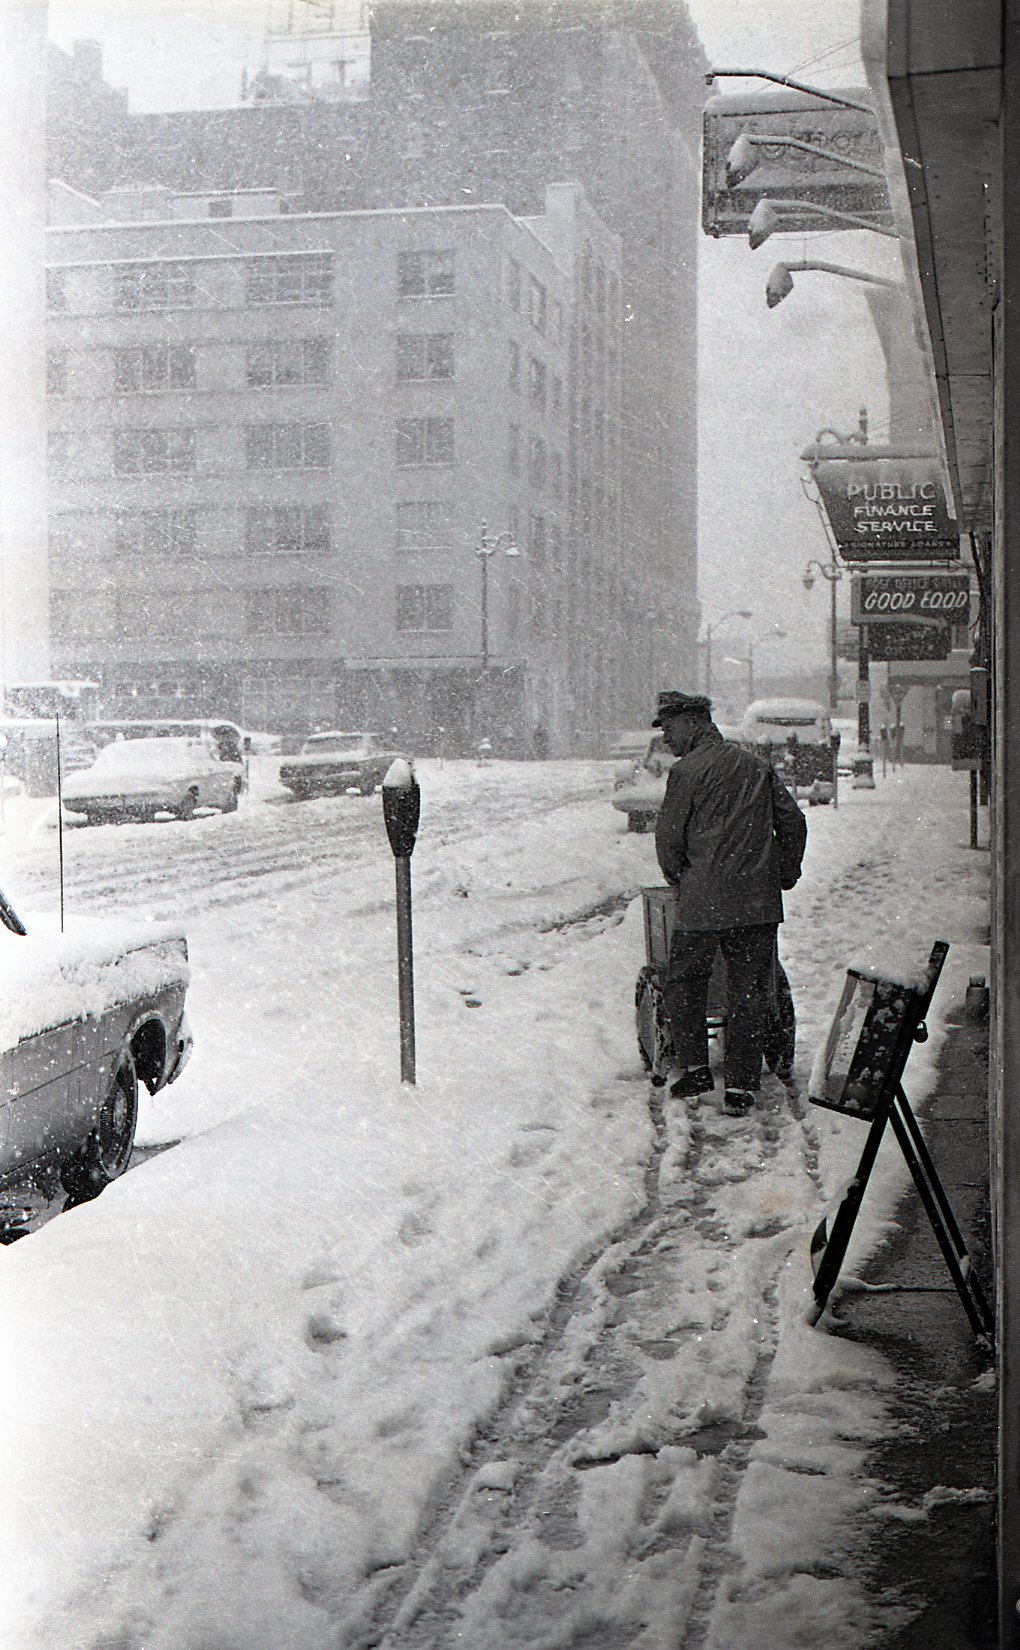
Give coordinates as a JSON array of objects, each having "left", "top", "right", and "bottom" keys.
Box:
[{"left": 382, "top": 759, "right": 420, "bottom": 857}]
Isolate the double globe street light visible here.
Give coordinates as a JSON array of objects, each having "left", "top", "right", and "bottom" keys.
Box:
[{"left": 475, "top": 522, "right": 519, "bottom": 672}]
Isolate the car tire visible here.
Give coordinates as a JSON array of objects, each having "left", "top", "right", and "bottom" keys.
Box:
[
  {"left": 175, "top": 787, "right": 199, "bottom": 821},
  {"left": 61, "top": 1053, "right": 138, "bottom": 1202},
  {"left": 221, "top": 779, "right": 241, "bottom": 814}
]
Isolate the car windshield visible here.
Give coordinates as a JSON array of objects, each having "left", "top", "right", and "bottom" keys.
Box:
[
  {"left": 303, "top": 735, "right": 369, "bottom": 755},
  {"left": 90, "top": 739, "right": 209, "bottom": 774}
]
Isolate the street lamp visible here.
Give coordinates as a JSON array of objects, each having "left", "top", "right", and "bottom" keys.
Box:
[
  {"left": 725, "top": 132, "right": 885, "bottom": 190},
  {"left": 748, "top": 198, "right": 898, "bottom": 249},
  {"left": 803, "top": 558, "right": 843, "bottom": 715},
  {"left": 727, "top": 629, "right": 788, "bottom": 704},
  {"left": 703, "top": 608, "right": 753, "bottom": 699},
  {"left": 766, "top": 260, "right": 903, "bottom": 308},
  {"left": 476, "top": 521, "right": 519, "bottom": 671}
]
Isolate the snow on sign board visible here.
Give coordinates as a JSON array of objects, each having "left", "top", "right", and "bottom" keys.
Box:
[{"left": 809, "top": 968, "right": 916, "bottom": 1120}]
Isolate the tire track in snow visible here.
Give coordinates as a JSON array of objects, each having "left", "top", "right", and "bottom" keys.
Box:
[{"left": 352, "top": 1077, "right": 823, "bottom": 1650}]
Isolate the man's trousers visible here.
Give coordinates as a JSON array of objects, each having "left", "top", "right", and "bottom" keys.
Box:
[{"left": 662, "top": 922, "right": 778, "bottom": 1091}]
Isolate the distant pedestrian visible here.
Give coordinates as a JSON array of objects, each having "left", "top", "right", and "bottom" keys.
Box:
[
  {"left": 532, "top": 723, "right": 549, "bottom": 760},
  {"left": 652, "top": 690, "right": 807, "bottom": 1115}
]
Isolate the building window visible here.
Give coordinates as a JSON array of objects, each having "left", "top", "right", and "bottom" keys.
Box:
[
  {"left": 529, "top": 276, "right": 547, "bottom": 334},
  {"left": 528, "top": 434, "right": 546, "bottom": 492},
  {"left": 528, "top": 355, "right": 547, "bottom": 413},
  {"left": 396, "top": 417, "right": 454, "bottom": 466},
  {"left": 48, "top": 431, "right": 71, "bottom": 470},
  {"left": 246, "top": 339, "right": 330, "bottom": 387},
  {"left": 530, "top": 512, "right": 547, "bottom": 565},
  {"left": 508, "top": 422, "right": 520, "bottom": 477},
  {"left": 46, "top": 351, "right": 68, "bottom": 395},
  {"left": 46, "top": 269, "right": 67, "bottom": 311},
  {"left": 244, "top": 506, "right": 330, "bottom": 555},
  {"left": 396, "top": 501, "right": 453, "bottom": 551},
  {"left": 208, "top": 199, "right": 233, "bottom": 218},
  {"left": 396, "top": 333, "right": 454, "bottom": 380},
  {"left": 551, "top": 374, "right": 563, "bottom": 419},
  {"left": 506, "top": 256, "right": 521, "bottom": 311},
  {"left": 551, "top": 448, "right": 563, "bottom": 497},
  {"left": 396, "top": 583, "right": 453, "bottom": 632},
  {"left": 246, "top": 423, "right": 330, "bottom": 470},
  {"left": 246, "top": 255, "right": 332, "bottom": 306},
  {"left": 245, "top": 586, "right": 331, "bottom": 636},
  {"left": 114, "top": 344, "right": 196, "bottom": 393},
  {"left": 508, "top": 339, "right": 520, "bottom": 395},
  {"left": 115, "top": 509, "right": 198, "bottom": 557},
  {"left": 115, "top": 262, "right": 195, "bottom": 311},
  {"left": 397, "top": 250, "right": 455, "bottom": 298},
  {"left": 552, "top": 299, "right": 565, "bottom": 344},
  {"left": 113, "top": 428, "right": 196, "bottom": 473}
]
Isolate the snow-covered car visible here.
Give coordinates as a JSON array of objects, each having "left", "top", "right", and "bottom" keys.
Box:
[
  {"left": 738, "top": 698, "right": 836, "bottom": 805},
  {"left": 612, "top": 734, "right": 676, "bottom": 831},
  {"left": 278, "top": 731, "right": 401, "bottom": 800},
  {"left": 0, "top": 905, "right": 192, "bottom": 1231},
  {"left": 62, "top": 737, "right": 244, "bottom": 824}
]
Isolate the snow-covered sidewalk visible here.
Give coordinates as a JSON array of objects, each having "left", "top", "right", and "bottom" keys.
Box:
[{"left": 0, "top": 760, "right": 990, "bottom": 1649}]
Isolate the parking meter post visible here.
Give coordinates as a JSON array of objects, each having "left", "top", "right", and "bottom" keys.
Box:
[
  {"left": 382, "top": 762, "right": 421, "bottom": 1086},
  {"left": 830, "top": 731, "right": 840, "bottom": 809},
  {"left": 394, "top": 856, "right": 415, "bottom": 1084}
]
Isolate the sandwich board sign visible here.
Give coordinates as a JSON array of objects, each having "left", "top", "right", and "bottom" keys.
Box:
[{"left": 807, "top": 940, "right": 993, "bottom": 1342}]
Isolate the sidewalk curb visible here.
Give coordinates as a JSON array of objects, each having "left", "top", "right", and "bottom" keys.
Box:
[{"left": 831, "top": 1013, "right": 996, "bottom": 1647}]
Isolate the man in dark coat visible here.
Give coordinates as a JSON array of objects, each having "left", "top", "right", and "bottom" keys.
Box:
[{"left": 652, "top": 689, "right": 807, "bottom": 1115}]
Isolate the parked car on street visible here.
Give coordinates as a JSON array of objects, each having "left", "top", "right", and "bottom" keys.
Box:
[
  {"left": 0, "top": 900, "right": 192, "bottom": 1233},
  {"left": 738, "top": 698, "right": 836, "bottom": 805},
  {"left": 278, "top": 731, "right": 401, "bottom": 800},
  {"left": 62, "top": 737, "right": 244, "bottom": 824},
  {"left": 611, "top": 723, "right": 754, "bottom": 832}
]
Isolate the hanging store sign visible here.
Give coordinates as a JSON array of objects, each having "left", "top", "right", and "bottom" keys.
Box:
[
  {"left": 865, "top": 622, "right": 952, "bottom": 662},
  {"left": 702, "top": 90, "right": 891, "bottom": 238},
  {"left": 802, "top": 447, "right": 960, "bottom": 561},
  {"left": 850, "top": 570, "right": 971, "bottom": 625}
]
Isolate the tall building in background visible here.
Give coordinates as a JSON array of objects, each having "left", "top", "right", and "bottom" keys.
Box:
[
  {"left": 46, "top": 0, "right": 706, "bottom": 749},
  {"left": 0, "top": 2, "right": 50, "bottom": 685}
]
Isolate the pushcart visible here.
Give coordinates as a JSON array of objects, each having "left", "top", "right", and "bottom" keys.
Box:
[{"left": 634, "top": 886, "right": 796, "bottom": 1086}]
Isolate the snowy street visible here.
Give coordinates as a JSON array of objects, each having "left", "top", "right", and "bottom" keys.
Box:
[{"left": 0, "top": 758, "right": 991, "bottom": 1649}]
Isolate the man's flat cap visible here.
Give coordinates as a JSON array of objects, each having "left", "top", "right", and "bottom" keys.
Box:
[{"left": 651, "top": 690, "right": 713, "bottom": 727}]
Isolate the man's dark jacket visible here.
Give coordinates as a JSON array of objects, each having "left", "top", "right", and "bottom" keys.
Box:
[{"left": 654, "top": 725, "right": 807, "bottom": 930}]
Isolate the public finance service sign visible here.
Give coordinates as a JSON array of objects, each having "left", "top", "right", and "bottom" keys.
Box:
[{"left": 807, "top": 450, "right": 960, "bottom": 561}]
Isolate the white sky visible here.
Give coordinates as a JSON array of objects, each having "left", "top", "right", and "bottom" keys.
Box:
[{"left": 46, "top": 0, "right": 892, "bottom": 691}]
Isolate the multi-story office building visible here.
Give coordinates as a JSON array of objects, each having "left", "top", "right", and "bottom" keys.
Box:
[
  {"left": 47, "top": 178, "right": 620, "bottom": 751},
  {"left": 46, "top": 0, "right": 705, "bottom": 746}
]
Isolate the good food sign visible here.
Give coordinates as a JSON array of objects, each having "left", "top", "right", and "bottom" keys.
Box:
[{"left": 803, "top": 446, "right": 960, "bottom": 561}]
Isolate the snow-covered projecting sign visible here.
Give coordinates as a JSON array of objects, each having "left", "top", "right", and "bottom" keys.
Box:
[{"left": 810, "top": 454, "right": 959, "bottom": 561}]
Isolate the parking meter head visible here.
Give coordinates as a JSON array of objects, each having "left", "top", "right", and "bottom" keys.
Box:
[{"left": 382, "top": 759, "right": 421, "bottom": 857}]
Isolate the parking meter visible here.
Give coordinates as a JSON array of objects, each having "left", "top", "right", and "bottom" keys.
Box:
[
  {"left": 382, "top": 760, "right": 420, "bottom": 857},
  {"left": 382, "top": 760, "right": 420, "bottom": 1084}
]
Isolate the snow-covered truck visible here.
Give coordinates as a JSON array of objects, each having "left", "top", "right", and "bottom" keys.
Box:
[{"left": 0, "top": 904, "right": 192, "bottom": 1232}]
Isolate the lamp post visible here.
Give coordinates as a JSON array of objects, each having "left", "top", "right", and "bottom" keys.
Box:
[
  {"left": 803, "top": 559, "right": 843, "bottom": 716},
  {"left": 476, "top": 522, "right": 519, "bottom": 671},
  {"left": 765, "top": 260, "right": 902, "bottom": 309},
  {"left": 703, "top": 608, "right": 753, "bottom": 699},
  {"left": 745, "top": 629, "right": 787, "bottom": 704}
]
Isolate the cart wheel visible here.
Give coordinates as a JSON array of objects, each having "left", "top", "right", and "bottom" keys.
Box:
[
  {"left": 764, "top": 961, "right": 796, "bottom": 1076},
  {"left": 635, "top": 966, "right": 675, "bottom": 1085}
]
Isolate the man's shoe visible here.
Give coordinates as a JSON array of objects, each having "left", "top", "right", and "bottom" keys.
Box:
[
  {"left": 723, "top": 1088, "right": 756, "bottom": 1116},
  {"left": 670, "top": 1065, "right": 714, "bottom": 1099}
]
